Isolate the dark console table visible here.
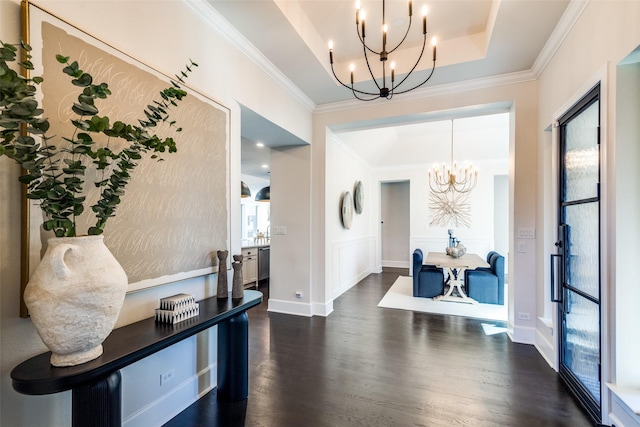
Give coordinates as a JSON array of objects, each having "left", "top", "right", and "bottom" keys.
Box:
[{"left": 11, "top": 290, "right": 263, "bottom": 427}]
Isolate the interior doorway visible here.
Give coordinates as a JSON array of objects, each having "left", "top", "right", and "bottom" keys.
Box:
[
  {"left": 494, "top": 174, "right": 509, "bottom": 277},
  {"left": 380, "top": 181, "right": 410, "bottom": 268}
]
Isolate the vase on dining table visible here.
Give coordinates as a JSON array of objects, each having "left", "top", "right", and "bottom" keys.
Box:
[{"left": 446, "top": 243, "right": 466, "bottom": 259}]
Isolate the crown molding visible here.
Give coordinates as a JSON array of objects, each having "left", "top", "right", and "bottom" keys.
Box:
[
  {"left": 182, "top": 0, "right": 315, "bottom": 112},
  {"left": 531, "top": 0, "right": 590, "bottom": 78},
  {"left": 314, "top": 69, "right": 537, "bottom": 115},
  {"left": 183, "top": 0, "right": 589, "bottom": 119},
  {"left": 315, "top": 0, "right": 590, "bottom": 115}
]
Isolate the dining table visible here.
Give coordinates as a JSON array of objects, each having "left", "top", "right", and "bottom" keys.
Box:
[{"left": 426, "top": 252, "right": 490, "bottom": 304}]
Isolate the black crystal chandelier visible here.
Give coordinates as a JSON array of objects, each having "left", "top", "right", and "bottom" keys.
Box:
[{"left": 328, "top": 0, "right": 437, "bottom": 101}]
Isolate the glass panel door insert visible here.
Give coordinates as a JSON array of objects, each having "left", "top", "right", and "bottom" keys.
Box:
[{"left": 555, "top": 84, "right": 601, "bottom": 422}]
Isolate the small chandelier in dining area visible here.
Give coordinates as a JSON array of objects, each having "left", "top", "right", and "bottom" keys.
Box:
[
  {"left": 328, "top": 0, "right": 438, "bottom": 101},
  {"left": 428, "top": 120, "right": 478, "bottom": 194}
]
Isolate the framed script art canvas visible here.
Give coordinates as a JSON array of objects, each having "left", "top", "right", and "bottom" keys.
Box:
[{"left": 20, "top": 2, "right": 230, "bottom": 314}]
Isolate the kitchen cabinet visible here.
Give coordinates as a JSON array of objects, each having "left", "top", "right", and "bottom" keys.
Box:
[{"left": 242, "top": 247, "right": 258, "bottom": 286}]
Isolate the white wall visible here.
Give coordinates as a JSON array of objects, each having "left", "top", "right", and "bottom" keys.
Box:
[
  {"left": 325, "top": 138, "right": 376, "bottom": 301},
  {"left": 536, "top": 1, "right": 640, "bottom": 425},
  {"left": 0, "top": 1, "right": 312, "bottom": 426},
  {"left": 615, "top": 60, "right": 640, "bottom": 391},
  {"left": 313, "top": 82, "right": 539, "bottom": 347},
  {"left": 611, "top": 57, "right": 640, "bottom": 427},
  {"left": 373, "top": 161, "right": 508, "bottom": 275},
  {"left": 5, "top": 1, "right": 640, "bottom": 426},
  {"left": 267, "top": 145, "right": 314, "bottom": 315}
]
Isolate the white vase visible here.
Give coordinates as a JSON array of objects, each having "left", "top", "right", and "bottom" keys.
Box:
[{"left": 24, "top": 235, "right": 128, "bottom": 367}]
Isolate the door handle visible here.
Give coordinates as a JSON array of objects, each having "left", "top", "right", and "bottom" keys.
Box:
[{"left": 550, "top": 253, "right": 563, "bottom": 303}]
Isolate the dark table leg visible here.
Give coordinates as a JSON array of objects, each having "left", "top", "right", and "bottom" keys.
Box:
[
  {"left": 217, "top": 312, "right": 249, "bottom": 401},
  {"left": 72, "top": 370, "right": 121, "bottom": 427}
]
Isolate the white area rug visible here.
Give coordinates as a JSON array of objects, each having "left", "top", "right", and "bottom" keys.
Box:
[{"left": 378, "top": 276, "right": 507, "bottom": 322}]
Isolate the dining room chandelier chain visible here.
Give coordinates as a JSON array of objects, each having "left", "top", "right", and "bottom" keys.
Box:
[
  {"left": 428, "top": 120, "right": 478, "bottom": 194},
  {"left": 328, "top": 0, "right": 437, "bottom": 101}
]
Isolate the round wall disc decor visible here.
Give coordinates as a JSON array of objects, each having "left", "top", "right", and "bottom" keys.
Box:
[
  {"left": 354, "top": 180, "right": 364, "bottom": 214},
  {"left": 341, "top": 191, "right": 354, "bottom": 229}
]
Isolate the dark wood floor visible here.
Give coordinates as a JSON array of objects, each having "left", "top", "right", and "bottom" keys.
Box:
[{"left": 165, "top": 269, "right": 594, "bottom": 427}]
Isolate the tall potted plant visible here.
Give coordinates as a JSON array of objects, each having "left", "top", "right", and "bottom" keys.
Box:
[{"left": 0, "top": 40, "right": 197, "bottom": 366}]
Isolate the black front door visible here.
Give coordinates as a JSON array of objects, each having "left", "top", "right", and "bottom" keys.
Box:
[{"left": 554, "top": 84, "right": 601, "bottom": 422}]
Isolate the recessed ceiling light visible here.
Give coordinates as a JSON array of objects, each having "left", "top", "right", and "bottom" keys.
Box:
[
  {"left": 261, "top": 164, "right": 268, "bottom": 168},
  {"left": 256, "top": 142, "right": 264, "bottom": 147}
]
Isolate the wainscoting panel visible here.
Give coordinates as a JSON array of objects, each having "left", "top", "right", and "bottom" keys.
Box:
[
  {"left": 332, "top": 237, "right": 376, "bottom": 299},
  {"left": 609, "top": 387, "right": 640, "bottom": 427},
  {"left": 121, "top": 335, "right": 216, "bottom": 427}
]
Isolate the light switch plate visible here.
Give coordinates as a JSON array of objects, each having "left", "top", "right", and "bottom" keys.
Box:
[
  {"left": 272, "top": 226, "right": 286, "bottom": 235},
  {"left": 517, "top": 228, "right": 535, "bottom": 239}
]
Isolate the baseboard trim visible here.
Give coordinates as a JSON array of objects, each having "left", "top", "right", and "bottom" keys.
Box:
[
  {"left": 507, "top": 322, "right": 536, "bottom": 344},
  {"left": 268, "top": 298, "right": 313, "bottom": 317},
  {"left": 123, "top": 364, "right": 216, "bottom": 427},
  {"left": 381, "top": 260, "right": 410, "bottom": 268},
  {"left": 534, "top": 326, "right": 557, "bottom": 370},
  {"left": 312, "top": 300, "right": 334, "bottom": 317},
  {"left": 333, "top": 269, "right": 371, "bottom": 300}
]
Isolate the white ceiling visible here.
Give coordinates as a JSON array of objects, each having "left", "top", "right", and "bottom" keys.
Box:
[
  {"left": 336, "top": 112, "right": 509, "bottom": 169},
  {"left": 201, "top": 0, "right": 576, "bottom": 178},
  {"left": 205, "top": 0, "right": 571, "bottom": 105}
]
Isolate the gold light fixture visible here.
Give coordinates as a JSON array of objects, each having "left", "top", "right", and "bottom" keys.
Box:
[
  {"left": 428, "top": 120, "right": 478, "bottom": 194},
  {"left": 328, "top": 0, "right": 437, "bottom": 101}
]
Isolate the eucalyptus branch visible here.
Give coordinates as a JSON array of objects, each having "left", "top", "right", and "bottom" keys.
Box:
[{"left": 0, "top": 39, "right": 197, "bottom": 237}]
